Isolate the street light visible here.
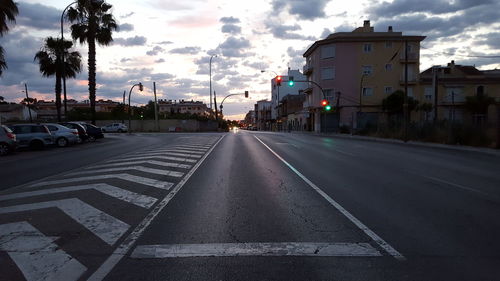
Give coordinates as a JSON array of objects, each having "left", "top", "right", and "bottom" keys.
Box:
[
  {"left": 209, "top": 55, "right": 217, "bottom": 109},
  {"left": 60, "top": 1, "right": 78, "bottom": 117},
  {"left": 128, "top": 82, "right": 143, "bottom": 133}
]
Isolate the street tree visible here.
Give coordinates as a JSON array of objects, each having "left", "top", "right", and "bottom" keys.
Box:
[
  {"left": 0, "top": 0, "right": 19, "bottom": 76},
  {"left": 34, "top": 37, "right": 82, "bottom": 121},
  {"left": 67, "top": 0, "right": 118, "bottom": 125}
]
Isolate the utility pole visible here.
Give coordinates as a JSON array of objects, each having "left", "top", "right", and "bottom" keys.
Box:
[
  {"left": 153, "top": 82, "right": 159, "bottom": 132},
  {"left": 214, "top": 91, "right": 219, "bottom": 124},
  {"left": 25, "top": 83, "right": 33, "bottom": 123},
  {"left": 433, "top": 67, "right": 439, "bottom": 124},
  {"left": 403, "top": 39, "right": 409, "bottom": 142},
  {"left": 122, "top": 90, "right": 126, "bottom": 124},
  {"left": 336, "top": 91, "right": 341, "bottom": 132}
]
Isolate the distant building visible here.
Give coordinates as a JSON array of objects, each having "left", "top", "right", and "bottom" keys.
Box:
[
  {"left": 0, "top": 104, "right": 37, "bottom": 123},
  {"left": 244, "top": 110, "right": 256, "bottom": 127},
  {"left": 158, "top": 99, "right": 210, "bottom": 117},
  {"left": 270, "top": 68, "right": 307, "bottom": 124},
  {"left": 418, "top": 60, "right": 500, "bottom": 122},
  {"left": 278, "top": 94, "right": 307, "bottom": 131},
  {"left": 255, "top": 100, "right": 272, "bottom": 130},
  {"left": 303, "top": 20, "right": 426, "bottom": 132},
  {"left": 35, "top": 99, "right": 121, "bottom": 119}
]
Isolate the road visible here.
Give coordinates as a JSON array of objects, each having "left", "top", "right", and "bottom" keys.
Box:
[{"left": 1, "top": 131, "right": 499, "bottom": 281}]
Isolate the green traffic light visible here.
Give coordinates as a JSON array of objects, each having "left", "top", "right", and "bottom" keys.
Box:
[
  {"left": 325, "top": 105, "right": 332, "bottom": 111},
  {"left": 288, "top": 81, "right": 294, "bottom": 87}
]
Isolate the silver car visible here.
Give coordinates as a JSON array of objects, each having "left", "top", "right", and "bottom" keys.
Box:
[
  {"left": 44, "top": 123, "right": 80, "bottom": 147},
  {"left": 8, "top": 124, "right": 54, "bottom": 149},
  {"left": 0, "top": 125, "right": 18, "bottom": 155}
]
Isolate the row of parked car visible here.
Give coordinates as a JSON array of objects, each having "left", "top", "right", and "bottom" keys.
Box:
[{"left": 0, "top": 122, "right": 128, "bottom": 156}]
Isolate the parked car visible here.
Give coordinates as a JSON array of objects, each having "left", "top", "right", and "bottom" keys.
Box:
[
  {"left": 0, "top": 125, "right": 18, "bottom": 155},
  {"left": 59, "top": 122, "right": 88, "bottom": 143},
  {"left": 77, "top": 123, "right": 104, "bottom": 141},
  {"left": 8, "top": 124, "right": 54, "bottom": 150},
  {"left": 102, "top": 123, "right": 128, "bottom": 133},
  {"left": 44, "top": 123, "right": 80, "bottom": 147}
]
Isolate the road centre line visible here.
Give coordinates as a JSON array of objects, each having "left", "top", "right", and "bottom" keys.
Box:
[
  {"left": 88, "top": 135, "right": 226, "bottom": 281},
  {"left": 254, "top": 135, "right": 405, "bottom": 261},
  {"left": 130, "top": 242, "right": 382, "bottom": 258},
  {"left": 422, "top": 175, "right": 490, "bottom": 196}
]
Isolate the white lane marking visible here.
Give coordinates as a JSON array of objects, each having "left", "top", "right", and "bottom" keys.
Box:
[
  {"left": 66, "top": 166, "right": 184, "bottom": 178},
  {"left": 108, "top": 155, "right": 197, "bottom": 163},
  {"left": 0, "top": 183, "right": 157, "bottom": 209},
  {"left": 0, "top": 222, "right": 87, "bottom": 281},
  {"left": 333, "top": 149, "right": 356, "bottom": 157},
  {"left": 135, "top": 152, "right": 202, "bottom": 158},
  {"left": 422, "top": 175, "right": 490, "bottom": 196},
  {"left": 0, "top": 198, "right": 130, "bottom": 245},
  {"left": 254, "top": 135, "right": 406, "bottom": 261},
  {"left": 164, "top": 146, "right": 209, "bottom": 151},
  {"left": 131, "top": 242, "right": 381, "bottom": 258},
  {"left": 29, "top": 174, "right": 173, "bottom": 190},
  {"left": 87, "top": 160, "right": 192, "bottom": 170},
  {"left": 88, "top": 135, "right": 226, "bottom": 281}
]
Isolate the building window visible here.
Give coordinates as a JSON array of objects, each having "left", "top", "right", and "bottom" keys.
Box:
[
  {"left": 445, "top": 87, "right": 464, "bottom": 102},
  {"left": 363, "top": 43, "right": 372, "bottom": 53},
  {"left": 362, "top": 65, "right": 373, "bottom": 75},
  {"left": 362, "top": 87, "right": 373, "bottom": 96},
  {"left": 385, "top": 64, "right": 392, "bottom": 71},
  {"left": 321, "top": 45, "right": 335, "bottom": 59},
  {"left": 324, "top": 89, "right": 335, "bottom": 101},
  {"left": 476, "top": 85, "right": 484, "bottom": 96},
  {"left": 384, "top": 86, "right": 393, "bottom": 94},
  {"left": 407, "top": 87, "right": 414, "bottom": 97},
  {"left": 321, "top": 67, "right": 335, "bottom": 80},
  {"left": 424, "top": 87, "right": 433, "bottom": 101},
  {"left": 385, "top": 41, "right": 393, "bottom": 48}
]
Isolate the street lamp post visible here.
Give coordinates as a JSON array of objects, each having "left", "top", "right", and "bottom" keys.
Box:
[
  {"left": 60, "top": 1, "right": 77, "bottom": 118},
  {"left": 128, "top": 82, "right": 143, "bottom": 133},
  {"left": 261, "top": 70, "right": 280, "bottom": 131},
  {"left": 209, "top": 55, "right": 217, "bottom": 110}
]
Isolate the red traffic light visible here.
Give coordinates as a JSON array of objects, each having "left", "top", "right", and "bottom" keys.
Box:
[
  {"left": 321, "top": 99, "right": 329, "bottom": 107},
  {"left": 276, "top": 76, "right": 282, "bottom": 86}
]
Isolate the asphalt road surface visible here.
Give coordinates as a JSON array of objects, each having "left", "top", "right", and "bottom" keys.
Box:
[{"left": 1, "top": 131, "right": 499, "bottom": 281}]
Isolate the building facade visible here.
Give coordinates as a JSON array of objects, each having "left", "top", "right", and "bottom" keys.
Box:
[
  {"left": 255, "top": 100, "right": 272, "bottom": 130},
  {"left": 270, "top": 68, "right": 307, "bottom": 123},
  {"left": 157, "top": 100, "right": 210, "bottom": 117},
  {"left": 302, "top": 20, "right": 426, "bottom": 132}
]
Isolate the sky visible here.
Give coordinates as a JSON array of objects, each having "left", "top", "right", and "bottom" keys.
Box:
[{"left": 0, "top": 0, "right": 499, "bottom": 120}]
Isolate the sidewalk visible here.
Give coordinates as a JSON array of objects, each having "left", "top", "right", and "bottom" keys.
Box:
[{"left": 285, "top": 130, "right": 500, "bottom": 157}]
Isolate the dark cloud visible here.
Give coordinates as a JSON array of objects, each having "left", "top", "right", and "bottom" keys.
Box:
[
  {"left": 242, "top": 61, "right": 268, "bottom": 70},
  {"left": 221, "top": 24, "right": 241, "bottom": 34},
  {"left": 475, "top": 32, "right": 500, "bottom": 50},
  {"left": 155, "top": 40, "right": 174, "bottom": 45},
  {"left": 16, "top": 2, "right": 61, "bottom": 31},
  {"left": 169, "top": 46, "right": 201, "bottom": 54},
  {"left": 220, "top": 17, "right": 240, "bottom": 24},
  {"left": 265, "top": 20, "right": 316, "bottom": 40},
  {"left": 271, "top": 0, "right": 330, "bottom": 20},
  {"left": 218, "top": 37, "right": 251, "bottom": 57},
  {"left": 118, "top": 23, "right": 134, "bottom": 32},
  {"left": 113, "top": 36, "right": 147, "bottom": 46},
  {"left": 146, "top": 46, "right": 165, "bottom": 56},
  {"left": 371, "top": 0, "right": 494, "bottom": 18},
  {"left": 120, "top": 58, "right": 133, "bottom": 63},
  {"left": 155, "top": 58, "right": 166, "bottom": 63}
]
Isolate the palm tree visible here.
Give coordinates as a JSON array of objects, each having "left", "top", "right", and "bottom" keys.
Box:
[
  {"left": 67, "top": 0, "right": 117, "bottom": 125},
  {"left": 0, "top": 0, "right": 19, "bottom": 76},
  {"left": 34, "top": 37, "right": 82, "bottom": 121}
]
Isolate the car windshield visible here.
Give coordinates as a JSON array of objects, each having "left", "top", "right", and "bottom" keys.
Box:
[{"left": 1, "top": 1, "right": 499, "bottom": 281}]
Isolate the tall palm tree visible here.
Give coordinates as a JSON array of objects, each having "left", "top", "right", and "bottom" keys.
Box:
[
  {"left": 0, "top": 0, "right": 19, "bottom": 76},
  {"left": 34, "top": 37, "right": 82, "bottom": 121},
  {"left": 67, "top": 0, "right": 117, "bottom": 125}
]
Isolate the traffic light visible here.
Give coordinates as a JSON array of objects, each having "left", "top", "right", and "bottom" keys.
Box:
[
  {"left": 138, "top": 82, "right": 143, "bottom": 91},
  {"left": 276, "top": 76, "right": 282, "bottom": 86},
  {"left": 245, "top": 91, "right": 249, "bottom": 98},
  {"left": 321, "top": 99, "right": 332, "bottom": 111},
  {"left": 288, "top": 76, "right": 294, "bottom": 87}
]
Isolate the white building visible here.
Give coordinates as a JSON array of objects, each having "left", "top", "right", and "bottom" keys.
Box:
[{"left": 270, "top": 68, "right": 307, "bottom": 120}]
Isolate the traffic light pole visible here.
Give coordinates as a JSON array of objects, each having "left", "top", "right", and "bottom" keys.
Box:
[
  {"left": 219, "top": 92, "right": 249, "bottom": 116},
  {"left": 128, "top": 83, "right": 143, "bottom": 133}
]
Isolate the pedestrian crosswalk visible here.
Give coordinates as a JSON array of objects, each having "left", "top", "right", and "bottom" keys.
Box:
[{"left": 0, "top": 136, "right": 221, "bottom": 281}]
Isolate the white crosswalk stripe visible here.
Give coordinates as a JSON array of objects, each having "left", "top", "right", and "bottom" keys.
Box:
[
  {"left": 108, "top": 155, "right": 197, "bottom": 163},
  {"left": 0, "top": 183, "right": 157, "bottom": 209},
  {"left": 143, "top": 149, "right": 205, "bottom": 155},
  {"left": 137, "top": 152, "right": 202, "bottom": 158},
  {"left": 158, "top": 146, "right": 208, "bottom": 151},
  {"left": 0, "top": 198, "right": 130, "bottom": 245},
  {"left": 29, "top": 174, "right": 173, "bottom": 190},
  {"left": 66, "top": 166, "right": 184, "bottom": 178},
  {"left": 87, "top": 160, "right": 192, "bottom": 170},
  {"left": 0, "top": 221, "right": 87, "bottom": 281}
]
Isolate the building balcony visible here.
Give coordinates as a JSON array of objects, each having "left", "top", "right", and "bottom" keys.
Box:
[
  {"left": 303, "top": 64, "right": 313, "bottom": 75},
  {"left": 400, "top": 52, "right": 419, "bottom": 63},
  {"left": 304, "top": 87, "right": 313, "bottom": 94},
  {"left": 399, "top": 75, "right": 418, "bottom": 85}
]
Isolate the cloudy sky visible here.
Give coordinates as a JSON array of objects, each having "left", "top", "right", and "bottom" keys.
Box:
[{"left": 0, "top": 0, "right": 499, "bottom": 119}]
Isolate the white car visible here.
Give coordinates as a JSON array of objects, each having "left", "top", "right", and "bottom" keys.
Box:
[{"left": 102, "top": 123, "right": 128, "bottom": 133}]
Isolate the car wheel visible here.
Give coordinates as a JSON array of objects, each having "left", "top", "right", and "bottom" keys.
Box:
[
  {"left": 117, "top": 129, "right": 123, "bottom": 133},
  {"left": 29, "top": 140, "right": 44, "bottom": 150},
  {"left": 88, "top": 135, "right": 96, "bottom": 142},
  {"left": 0, "top": 143, "right": 9, "bottom": 156},
  {"left": 56, "top": 137, "right": 69, "bottom": 147}
]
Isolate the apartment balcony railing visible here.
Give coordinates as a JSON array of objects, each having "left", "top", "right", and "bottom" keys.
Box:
[
  {"left": 399, "top": 74, "right": 418, "bottom": 85},
  {"left": 400, "top": 52, "right": 419, "bottom": 63},
  {"left": 303, "top": 64, "right": 313, "bottom": 75}
]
